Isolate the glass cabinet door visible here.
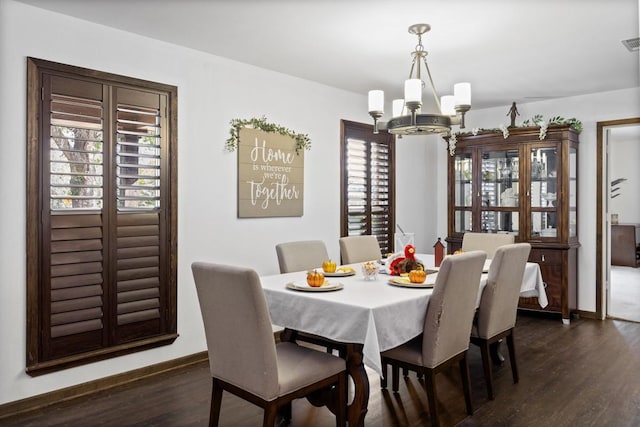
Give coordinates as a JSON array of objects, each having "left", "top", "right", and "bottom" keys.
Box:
[
  {"left": 453, "top": 152, "right": 473, "bottom": 233},
  {"left": 479, "top": 148, "right": 519, "bottom": 235},
  {"left": 569, "top": 147, "right": 577, "bottom": 237},
  {"left": 529, "top": 145, "right": 558, "bottom": 238}
]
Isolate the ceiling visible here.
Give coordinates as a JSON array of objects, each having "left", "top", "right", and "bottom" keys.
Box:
[{"left": 15, "top": 0, "right": 640, "bottom": 111}]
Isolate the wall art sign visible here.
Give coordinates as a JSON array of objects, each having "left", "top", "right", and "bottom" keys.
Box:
[{"left": 237, "top": 127, "right": 304, "bottom": 217}]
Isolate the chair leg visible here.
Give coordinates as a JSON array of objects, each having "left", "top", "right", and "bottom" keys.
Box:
[
  {"left": 210, "top": 379, "right": 223, "bottom": 427},
  {"left": 506, "top": 329, "right": 519, "bottom": 383},
  {"left": 402, "top": 367, "right": 409, "bottom": 378},
  {"left": 459, "top": 352, "right": 474, "bottom": 415},
  {"left": 381, "top": 359, "right": 388, "bottom": 389},
  {"left": 278, "top": 401, "right": 292, "bottom": 422},
  {"left": 392, "top": 363, "right": 400, "bottom": 392},
  {"left": 263, "top": 404, "right": 278, "bottom": 427},
  {"left": 479, "top": 339, "right": 494, "bottom": 400},
  {"left": 424, "top": 369, "right": 439, "bottom": 427},
  {"left": 335, "top": 373, "right": 347, "bottom": 427}
]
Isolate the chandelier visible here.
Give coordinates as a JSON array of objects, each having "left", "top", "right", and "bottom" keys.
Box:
[{"left": 368, "top": 23, "right": 471, "bottom": 135}]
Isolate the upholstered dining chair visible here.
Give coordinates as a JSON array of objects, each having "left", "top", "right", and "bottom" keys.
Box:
[
  {"left": 275, "top": 240, "right": 330, "bottom": 274},
  {"left": 470, "top": 243, "right": 531, "bottom": 400},
  {"left": 339, "top": 235, "right": 382, "bottom": 264},
  {"left": 380, "top": 251, "right": 487, "bottom": 427},
  {"left": 191, "top": 262, "right": 347, "bottom": 427},
  {"left": 461, "top": 232, "right": 515, "bottom": 259},
  {"left": 275, "top": 240, "right": 343, "bottom": 354}
]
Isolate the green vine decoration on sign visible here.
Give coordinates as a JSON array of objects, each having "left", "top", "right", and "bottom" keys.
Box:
[{"left": 225, "top": 116, "right": 311, "bottom": 155}]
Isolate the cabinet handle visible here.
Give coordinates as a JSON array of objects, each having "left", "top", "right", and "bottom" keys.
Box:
[{"left": 541, "top": 254, "right": 545, "bottom": 262}]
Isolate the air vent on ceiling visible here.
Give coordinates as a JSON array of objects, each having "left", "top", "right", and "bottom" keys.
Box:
[{"left": 621, "top": 37, "right": 640, "bottom": 52}]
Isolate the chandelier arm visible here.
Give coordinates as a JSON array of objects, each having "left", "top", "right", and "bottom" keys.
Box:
[
  {"left": 408, "top": 58, "right": 417, "bottom": 80},
  {"left": 422, "top": 56, "right": 442, "bottom": 112}
]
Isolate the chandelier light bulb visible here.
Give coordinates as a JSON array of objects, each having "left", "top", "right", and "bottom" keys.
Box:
[
  {"left": 454, "top": 82, "right": 471, "bottom": 107},
  {"left": 368, "top": 90, "right": 384, "bottom": 114},
  {"left": 404, "top": 79, "right": 422, "bottom": 105},
  {"left": 392, "top": 99, "right": 405, "bottom": 117},
  {"left": 440, "top": 95, "right": 456, "bottom": 116}
]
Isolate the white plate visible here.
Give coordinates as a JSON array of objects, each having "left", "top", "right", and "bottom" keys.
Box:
[
  {"left": 322, "top": 269, "right": 356, "bottom": 277},
  {"left": 387, "top": 277, "right": 434, "bottom": 288},
  {"left": 286, "top": 282, "right": 344, "bottom": 292}
]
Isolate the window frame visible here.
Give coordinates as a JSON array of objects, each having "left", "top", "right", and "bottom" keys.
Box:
[
  {"left": 340, "top": 119, "right": 396, "bottom": 255},
  {"left": 26, "top": 58, "right": 178, "bottom": 375}
]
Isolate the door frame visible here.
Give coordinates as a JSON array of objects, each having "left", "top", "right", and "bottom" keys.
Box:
[{"left": 596, "top": 117, "right": 640, "bottom": 319}]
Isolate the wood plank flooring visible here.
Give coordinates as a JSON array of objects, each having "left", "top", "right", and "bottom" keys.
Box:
[{"left": 3, "top": 314, "right": 640, "bottom": 426}]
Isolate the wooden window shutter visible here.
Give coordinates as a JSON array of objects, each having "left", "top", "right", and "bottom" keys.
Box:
[
  {"left": 27, "top": 58, "right": 178, "bottom": 375},
  {"left": 340, "top": 120, "right": 395, "bottom": 255}
]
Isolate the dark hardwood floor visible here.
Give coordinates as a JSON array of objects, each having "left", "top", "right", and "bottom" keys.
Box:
[{"left": 3, "top": 314, "right": 640, "bottom": 426}]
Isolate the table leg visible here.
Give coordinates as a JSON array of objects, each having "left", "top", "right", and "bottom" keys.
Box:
[
  {"left": 345, "top": 343, "right": 368, "bottom": 427},
  {"left": 281, "top": 329, "right": 369, "bottom": 426}
]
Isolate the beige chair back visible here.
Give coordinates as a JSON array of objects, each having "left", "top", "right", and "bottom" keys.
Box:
[
  {"left": 339, "top": 235, "right": 382, "bottom": 264},
  {"left": 461, "top": 232, "right": 515, "bottom": 259},
  {"left": 191, "top": 262, "right": 280, "bottom": 401},
  {"left": 476, "top": 243, "right": 531, "bottom": 339},
  {"left": 422, "top": 251, "right": 487, "bottom": 368},
  {"left": 275, "top": 240, "right": 329, "bottom": 273}
]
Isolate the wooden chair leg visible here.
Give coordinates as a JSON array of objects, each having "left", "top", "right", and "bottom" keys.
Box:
[
  {"left": 381, "top": 359, "right": 388, "bottom": 389},
  {"left": 402, "top": 367, "right": 409, "bottom": 377},
  {"left": 424, "top": 369, "right": 439, "bottom": 427},
  {"left": 335, "top": 373, "right": 347, "bottom": 427},
  {"left": 459, "top": 352, "right": 474, "bottom": 415},
  {"left": 392, "top": 363, "right": 400, "bottom": 392},
  {"left": 506, "top": 329, "right": 519, "bottom": 383},
  {"left": 263, "top": 404, "right": 278, "bottom": 427},
  {"left": 210, "top": 379, "right": 223, "bottom": 427},
  {"left": 479, "top": 340, "right": 495, "bottom": 400},
  {"left": 278, "top": 401, "right": 292, "bottom": 422}
]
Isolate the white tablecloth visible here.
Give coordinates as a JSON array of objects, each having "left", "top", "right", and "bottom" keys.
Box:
[{"left": 261, "top": 254, "right": 546, "bottom": 377}]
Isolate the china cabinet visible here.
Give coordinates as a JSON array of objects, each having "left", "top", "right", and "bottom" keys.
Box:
[{"left": 446, "top": 125, "right": 580, "bottom": 323}]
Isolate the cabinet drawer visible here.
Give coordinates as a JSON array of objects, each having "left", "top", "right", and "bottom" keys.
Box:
[
  {"left": 539, "top": 265, "right": 563, "bottom": 312},
  {"left": 529, "top": 249, "right": 563, "bottom": 265},
  {"left": 520, "top": 253, "right": 563, "bottom": 312}
]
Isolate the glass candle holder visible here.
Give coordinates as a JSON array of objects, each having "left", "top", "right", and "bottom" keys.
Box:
[{"left": 362, "top": 262, "right": 378, "bottom": 281}]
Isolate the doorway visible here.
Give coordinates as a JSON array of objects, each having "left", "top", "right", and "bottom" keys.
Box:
[{"left": 596, "top": 118, "right": 640, "bottom": 322}]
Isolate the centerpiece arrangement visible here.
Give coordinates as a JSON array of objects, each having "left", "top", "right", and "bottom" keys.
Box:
[{"left": 388, "top": 244, "right": 425, "bottom": 276}]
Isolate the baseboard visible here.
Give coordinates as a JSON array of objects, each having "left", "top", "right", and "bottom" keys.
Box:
[
  {"left": 574, "top": 310, "right": 600, "bottom": 320},
  {"left": 0, "top": 351, "right": 208, "bottom": 420}
]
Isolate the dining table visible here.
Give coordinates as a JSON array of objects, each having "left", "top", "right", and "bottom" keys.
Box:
[{"left": 260, "top": 253, "right": 547, "bottom": 426}]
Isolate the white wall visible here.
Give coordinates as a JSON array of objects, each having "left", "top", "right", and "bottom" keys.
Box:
[
  {"left": 435, "top": 88, "right": 640, "bottom": 313},
  {"left": 0, "top": 0, "right": 438, "bottom": 405}
]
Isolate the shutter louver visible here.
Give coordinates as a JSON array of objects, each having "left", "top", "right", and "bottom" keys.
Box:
[
  {"left": 114, "top": 91, "right": 164, "bottom": 341},
  {"left": 47, "top": 82, "right": 106, "bottom": 351},
  {"left": 345, "top": 136, "right": 392, "bottom": 254},
  {"left": 116, "top": 103, "right": 161, "bottom": 211},
  {"left": 116, "top": 213, "right": 161, "bottom": 328},
  {"left": 346, "top": 138, "right": 368, "bottom": 235},
  {"left": 50, "top": 215, "right": 104, "bottom": 339}
]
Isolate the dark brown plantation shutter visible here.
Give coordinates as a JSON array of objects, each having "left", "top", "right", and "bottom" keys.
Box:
[
  {"left": 113, "top": 88, "right": 166, "bottom": 342},
  {"left": 341, "top": 120, "right": 395, "bottom": 255},
  {"left": 27, "top": 58, "right": 177, "bottom": 374},
  {"left": 46, "top": 76, "right": 107, "bottom": 358}
]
